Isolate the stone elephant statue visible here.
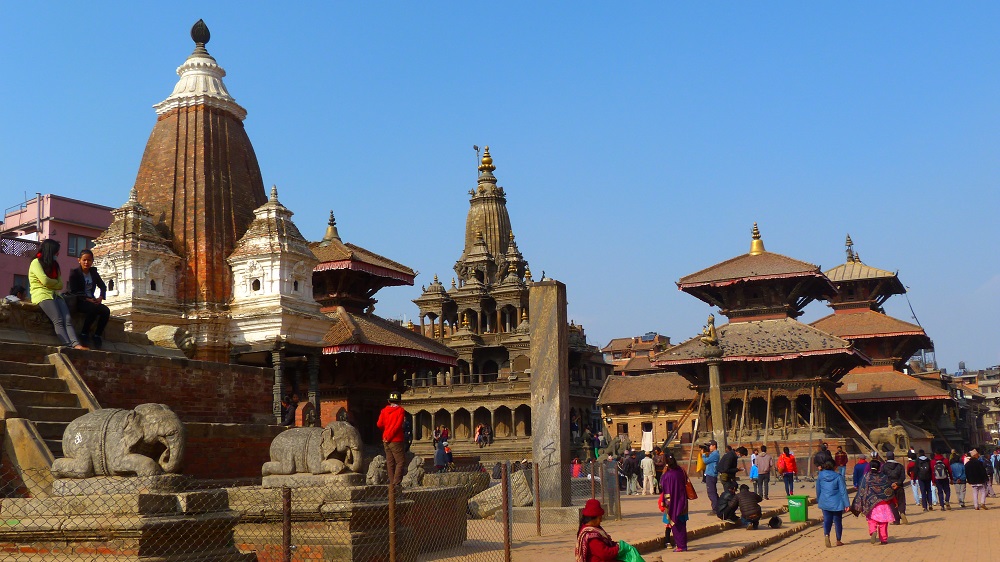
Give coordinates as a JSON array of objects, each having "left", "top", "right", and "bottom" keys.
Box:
[
  {"left": 602, "top": 435, "right": 632, "bottom": 458},
  {"left": 869, "top": 424, "right": 909, "bottom": 454},
  {"left": 262, "top": 421, "right": 363, "bottom": 476},
  {"left": 52, "top": 404, "right": 185, "bottom": 478}
]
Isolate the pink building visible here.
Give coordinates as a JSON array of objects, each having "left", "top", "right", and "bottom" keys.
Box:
[{"left": 0, "top": 194, "right": 113, "bottom": 300}]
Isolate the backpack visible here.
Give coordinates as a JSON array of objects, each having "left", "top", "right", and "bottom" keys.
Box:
[
  {"left": 916, "top": 458, "right": 931, "bottom": 481},
  {"left": 777, "top": 455, "right": 786, "bottom": 473},
  {"left": 933, "top": 460, "right": 948, "bottom": 481}
]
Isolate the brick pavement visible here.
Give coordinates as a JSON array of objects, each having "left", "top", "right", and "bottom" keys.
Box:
[{"left": 508, "top": 478, "right": 1000, "bottom": 561}]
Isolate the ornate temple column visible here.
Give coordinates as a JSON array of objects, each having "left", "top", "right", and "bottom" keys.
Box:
[
  {"left": 308, "top": 353, "right": 320, "bottom": 426},
  {"left": 705, "top": 347, "right": 727, "bottom": 450},
  {"left": 497, "top": 309, "right": 503, "bottom": 333},
  {"left": 271, "top": 349, "right": 286, "bottom": 425},
  {"left": 764, "top": 387, "right": 773, "bottom": 435}
]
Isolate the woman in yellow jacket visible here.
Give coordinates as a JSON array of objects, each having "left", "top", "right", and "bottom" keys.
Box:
[{"left": 29, "top": 239, "right": 87, "bottom": 350}]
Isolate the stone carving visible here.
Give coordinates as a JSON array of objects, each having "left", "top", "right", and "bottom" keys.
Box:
[
  {"left": 700, "top": 314, "right": 719, "bottom": 346},
  {"left": 262, "top": 421, "right": 363, "bottom": 476},
  {"left": 601, "top": 434, "right": 633, "bottom": 458},
  {"left": 51, "top": 404, "right": 185, "bottom": 478},
  {"left": 145, "top": 325, "right": 196, "bottom": 358},
  {"left": 366, "top": 455, "right": 388, "bottom": 485},
  {"left": 869, "top": 421, "right": 909, "bottom": 453},
  {"left": 401, "top": 455, "right": 425, "bottom": 488}
]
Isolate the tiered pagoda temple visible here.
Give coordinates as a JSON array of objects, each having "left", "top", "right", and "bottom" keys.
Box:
[
  {"left": 811, "top": 236, "right": 978, "bottom": 452},
  {"left": 405, "top": 148, "right": 609, "bottom": 461},
  {"left": 652, "top": 225, "right": 870, "bottom": 451}
]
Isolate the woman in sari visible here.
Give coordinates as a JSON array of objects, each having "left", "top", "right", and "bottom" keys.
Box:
[
  {"left": 851, "top": 459, "right": 899, "bottom": 545},
  {"left": 659, "top": 453, "right": 690, "bottom": 552}
]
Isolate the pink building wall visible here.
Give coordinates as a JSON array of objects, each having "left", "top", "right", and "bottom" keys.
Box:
[{"left": 0, "top": 194, "right": 113, "bottom": 300}]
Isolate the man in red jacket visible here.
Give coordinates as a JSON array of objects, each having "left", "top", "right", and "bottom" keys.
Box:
[{"left": 377, "top": 392, "right": 407, "bottom": 487}]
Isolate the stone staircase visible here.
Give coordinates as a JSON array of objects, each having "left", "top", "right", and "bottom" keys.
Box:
[{"left": 0, "top": 359, "right": 88, "bottom": 458}]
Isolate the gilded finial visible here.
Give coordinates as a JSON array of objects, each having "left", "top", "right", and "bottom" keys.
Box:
[
  {"left": 461, "top": 313, "right": 470, "bottom": 328},
  {"left": 476, "top": 229, "right": 484, "bottom": 240},
  {"left": 509, "top": 231, "right": 515, "bottom": 242},
  {"left": 478, "top": 146, "right": 496, "bottom": 173},
  {"left": 854, "top": 251, "right": 862, "bottom": 263},
  {"left": 521, "top": 309, "right": 528, "bottom": 321},
  {"left": 845, "top": 234, "right": 855, "bottom": 263},
  {"left": 433, "top": 274, "right": 439, "bottom": 284},
  {"left": 749, "top": 222, "right": 766, "bottom": 255},
  {"left": 406, "top": 319, "right": 414, "bottom": 329},
  {"left": 319, "top": 209, "right": 341, "bottom": 245},
  {"left": 525, "top": 267, "right": 533, "bottom": 281},
  {"left": 451, "top": 277, "right": 457, "bottom": 288}
]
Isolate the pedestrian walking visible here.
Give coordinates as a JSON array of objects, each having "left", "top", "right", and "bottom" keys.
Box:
[
  {"left": 950, "top": 453, "right": 967, "bottom": 508},
  {"left": 881, "top": 452, "right": 908, "bottom": 524},
  {"left": 966, "top": 449, "right": 989, "bottom": 510},
  {"left": 834, "top": 446, "right": 849, "bottom": 480},
  {"left": 851, "top": 459, "right": 898, "bottom": 545},
  {"left": 641, "top": 451, "right": 656, "bottom": 495},
  {"left": 659, "top": 453, "right": 690, "bottom": 552},
  {"left": 777, "top": 447, "right": 798, "bottom": 496},
  {"left": 853, "top": 454, "right": 870, "bottom": 490},
  {"left": 816, "top": 460, "right": 850, "bottom": 547},
  {"left": 932, "top": 451, "right": 953, "bottom": 510},
  {"left": 912, "top": 450, "right": 934, "bottom": 511},
  {"left": 754, "top": 445, "right": 775, "bottom": 499}
]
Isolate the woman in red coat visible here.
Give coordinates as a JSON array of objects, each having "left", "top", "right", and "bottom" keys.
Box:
[{"left": 575, "top": 499, "right": 619, "bottom": 561}]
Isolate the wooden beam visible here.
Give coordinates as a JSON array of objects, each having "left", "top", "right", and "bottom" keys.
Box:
[{"left": 822, "top": 388, "right": 878, "bottom": 453}]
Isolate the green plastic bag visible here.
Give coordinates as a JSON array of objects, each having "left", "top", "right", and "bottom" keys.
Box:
[{"left": 617, "top": 540, "right": 645, "bottom": 562}]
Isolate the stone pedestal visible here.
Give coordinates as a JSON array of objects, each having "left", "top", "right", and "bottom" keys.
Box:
[
  {"left": 529, "top": 280, "right": 571, "bottom": 507},
  {"left": 1, "top": 479, "right": 253, "bottom": 561},
  {"left": 261, "top": 472, "right": 365, "bottom": 488},
  {"left": 52, "top": 474, "right": 190, "bottom": 496}
]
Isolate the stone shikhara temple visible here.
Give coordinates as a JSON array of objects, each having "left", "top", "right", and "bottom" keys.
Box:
[
  {"left": 90, "top": 21, "right": 456, "bottom": 439},
  {"left": 654, "top": 224, "right": 870, "bottom": 450},
  {"left": 407, "top": 149, "right": 609, "bottom": 460}
]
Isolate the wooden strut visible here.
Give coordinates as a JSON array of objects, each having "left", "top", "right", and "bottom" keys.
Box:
[
  {"left": 821, "top": 388, "right": 878, "bottom": 453},
  {"left": 663, "top": 395, "right": 699, "bottom": 448}
]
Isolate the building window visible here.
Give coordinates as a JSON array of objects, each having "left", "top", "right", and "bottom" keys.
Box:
[
  {"left": 640, "top": 404, "right": 652, "bottom": 415},
  {"left": 293, "top": 280, "right": 299, "bottom": 292},
  {"left": 251, "top": 279, "right": 261, "bottom": 292},
  {"left": 107, "top": 279, "right": 115, "bottom": 291},
  {"left": 616, "top": 422, "right": 629, "bottom": 435},
  {"left": 149, "top": 280, "right": 157, "bottom": 291},
  {"left": 67, "top": 234, "right": 95, "bottom": 257},
  {"left": 12, "top": 274, "right": 28, "bottom": 294}
]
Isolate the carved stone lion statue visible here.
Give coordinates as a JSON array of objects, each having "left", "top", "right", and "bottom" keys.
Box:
[
  {"left": 366, "top": 455, "right": 388, "bottom": 485},
  {"left": 145, "top": 325, "right": 196, "bottom": 359},
  {"left": 52, "top": 404, "right": 185, "bottom": 478},
  {"left": 262, "top": 421, "right": 363, "bottom": 476},
  {"left": 869, "top": 422, "right": 909, "bottom": 454},
  {"left": 401, "top": 455, "right": 425, "bottom": 488}
]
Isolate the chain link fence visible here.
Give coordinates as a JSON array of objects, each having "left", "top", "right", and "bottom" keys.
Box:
[{"left": 0, "top": 459, "right": 518, "bottom": 561}]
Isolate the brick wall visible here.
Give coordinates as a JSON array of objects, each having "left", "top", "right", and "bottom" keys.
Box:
[
  {"left": 66, "top": 351, "right": 273, "bottom": 424},
  {"left": 183, "top": 422, "right": 284, "bottom": 480}
]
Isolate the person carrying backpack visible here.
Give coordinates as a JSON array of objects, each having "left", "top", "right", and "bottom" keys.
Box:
[
  {"left": 914, "top": 450, "right": 934, "bottom": 511},
  {"left": 932, "top": 451, "right": 953, "bottom": 509}
]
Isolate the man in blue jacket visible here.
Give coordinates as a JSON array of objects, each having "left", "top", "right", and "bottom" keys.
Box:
[{"left": 702, "top": 440, "right": 720, "bottom": 511}]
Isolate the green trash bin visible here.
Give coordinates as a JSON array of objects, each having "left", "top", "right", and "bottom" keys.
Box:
[{"left": 787, "top": 495, "right": 809, "bottom": 522}]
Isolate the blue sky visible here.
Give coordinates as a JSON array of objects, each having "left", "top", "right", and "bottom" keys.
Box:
[{"left": 2, "top": 4, "right": 997, "bottom": 370}]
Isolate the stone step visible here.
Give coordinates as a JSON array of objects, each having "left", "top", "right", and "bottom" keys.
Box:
[
  {"left": 4, "top": 388, "right": 79, "bottom": 408},
  {"left": 17, "top": 405, "right": 88, "bottom": 423},
  {"left": 44, "top": 438, "right": 63, "bottom": 458},
  {"left": 34, "top": 421, "right": 70, "bottom": 440},
  {"left": 0, "top": 361, "right": 55, "bottom": 378},
  {"left": 0, "top": 372, "right": 67, "bottom": 392}
]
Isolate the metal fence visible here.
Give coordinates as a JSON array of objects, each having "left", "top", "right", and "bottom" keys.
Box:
[
  {"left": 0, "top": 456, "right": 639, "bottom": 561},
  {"left": 0, "top": 461, "right": 513, "bottom": 561}
]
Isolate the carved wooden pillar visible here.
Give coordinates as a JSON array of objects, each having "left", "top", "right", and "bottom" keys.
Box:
[
  {"left": 764, "top": 387, "right": 773, "bottom": 436},
  {"left": 272, "top": 348, "right": 286, "bottom": 425}
]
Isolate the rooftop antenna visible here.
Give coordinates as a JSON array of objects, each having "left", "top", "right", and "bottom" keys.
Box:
[{"left": 473, "top": 145, "right": 481, "bottom": 178}]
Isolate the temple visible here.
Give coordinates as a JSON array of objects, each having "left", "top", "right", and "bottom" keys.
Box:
[
  {"left": 811, "top": 236, "right": 981, "bottom": 451},
  {"left": 652, "top": 224, "right": 870, "bottom": 450},
  {"left": 405, "top": 148, "right": 609, "bottom": 460},
  {"left": 91, "top": 21, "right": 456, "bottom": 442}
]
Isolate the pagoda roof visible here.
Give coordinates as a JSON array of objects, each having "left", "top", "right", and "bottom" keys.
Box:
[
  {"left": 810, "top": 310, "right": 930, "bottom": 341},
  {"left": 838, "top": 370, "right": 951, "bottom": 403},
  {"left": 597, "top": 372, "right": 696, "bottom": 406},
  {"left": 602, "top": 337, "right": 634, "bottom": 352},
  {"left": 322, "top": 307, "right": 457, "bottom": 365},
  {"left": 311, "top": 239, "right": 415, "bottom": 285},
  {"left": 678, "top": 251, "right": 829, "bottom": 289},
  {"left": 653, "top": 318, "right": 867, "bottom": 366},
  {"left": 622, "top": 355, "right": 655, "bottom": 373},
  {"left": 825, "top": 260, "right": 898, "bottom": 283}
]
